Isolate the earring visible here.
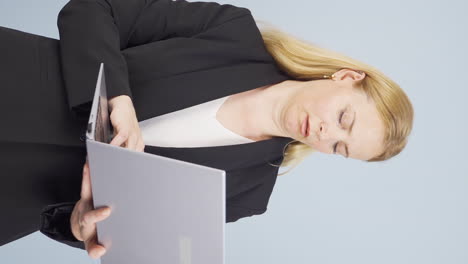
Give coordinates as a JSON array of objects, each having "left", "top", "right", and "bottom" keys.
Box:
[{"left": 323, "top": 74, "right": 335, "bottom": 79}]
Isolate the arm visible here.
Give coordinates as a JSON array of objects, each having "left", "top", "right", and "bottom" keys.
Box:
[
  {"left": 41, "top": 0, "right": 251, "bottom": 249},
  {"left": 58, "top": 0, "right": 251, "bottom": 119}
]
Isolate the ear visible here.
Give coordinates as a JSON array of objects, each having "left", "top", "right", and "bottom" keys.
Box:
[
  {"left": 333, "top": 69, "right": 366, "bottom": 86},
  {"left": 333, "top": 68, "right": 366, "bottom": 80}
]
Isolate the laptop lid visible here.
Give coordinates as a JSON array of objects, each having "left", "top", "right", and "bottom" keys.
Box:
[
  {"left": 86, "top": 63, "right": 113, "bottom": 144},
  {"left": 85, "top": 63, "right": 226, "bottom": 264}
]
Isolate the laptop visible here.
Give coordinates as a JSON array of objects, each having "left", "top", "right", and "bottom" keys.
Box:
[{"left": 85, "top": 63, "right": 226, "bottom": 264}]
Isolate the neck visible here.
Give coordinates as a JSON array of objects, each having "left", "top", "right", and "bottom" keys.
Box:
[{"left": 241, "top": 80, "right": 302, "bottom": 141}]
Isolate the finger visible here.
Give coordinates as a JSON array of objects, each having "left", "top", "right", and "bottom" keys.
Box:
[
  {"left": 89, "top": 244, "right": 107, "bottom": 259},
  {"left": 81, "top": 207, "right": 111, "bottom": 228},
  {"left": 86, "top": 235, "right": 107, "bottom": 259},
  {"left": 109, "top": 133, "right": 126, "bottom": 147},
  {"left": 80, "top": 161, "right": 92, "bottom": 199},
  {"left": 109, "top": 131, "right": 128, "bottom": 147},
  {"left": 136, "top": 139, "right": 145, "bottom": 153},
  {"left": 127, "top": 134, "right": 137, "bottom": 151}
]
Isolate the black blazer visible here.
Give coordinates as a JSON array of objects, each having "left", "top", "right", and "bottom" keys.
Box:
[{"left": 39, "top": 0, "right": 294, "bottom": 249}]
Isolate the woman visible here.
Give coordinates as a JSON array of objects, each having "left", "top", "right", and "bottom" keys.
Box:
[{"left": 0, "top": 0, "right": 413, "bottom": 259}]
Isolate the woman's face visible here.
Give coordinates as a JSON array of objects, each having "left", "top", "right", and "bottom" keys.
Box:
[{"left": 284, "top": 70, "right": 385, "bottom": 160}]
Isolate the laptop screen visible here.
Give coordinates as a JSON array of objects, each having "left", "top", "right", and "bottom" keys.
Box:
[{"left": 86, "top": 63, "right": 113, "bottom": 144}]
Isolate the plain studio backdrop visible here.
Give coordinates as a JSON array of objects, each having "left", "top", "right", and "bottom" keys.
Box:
[{"left": 0, "top": 0, "right": 467, "bottom": 263}]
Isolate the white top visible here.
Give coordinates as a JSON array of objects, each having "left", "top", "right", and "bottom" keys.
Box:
[{"left": 138, "top": 95, "right": 255, "bottom": 148}]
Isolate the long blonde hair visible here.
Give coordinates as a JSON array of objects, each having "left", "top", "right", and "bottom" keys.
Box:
[{"left": 254, "top": 20, "right": 414, "bottom": 176}]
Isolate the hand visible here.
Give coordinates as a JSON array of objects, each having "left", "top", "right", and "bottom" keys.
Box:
[
  {"left": 108, "top": 95, "right": 145, "bottom": 152},
  {"left": 70, "top": 158, "right": 111, "bottom": 259}
]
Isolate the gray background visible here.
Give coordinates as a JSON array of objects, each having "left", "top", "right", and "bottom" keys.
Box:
[{"left": 0, "top": 0, "right": 466, "bottom": 263}]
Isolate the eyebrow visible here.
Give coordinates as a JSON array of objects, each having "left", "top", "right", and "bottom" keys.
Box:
[{"left": 344, "top": 110, "right": 356, "bottom": 158}]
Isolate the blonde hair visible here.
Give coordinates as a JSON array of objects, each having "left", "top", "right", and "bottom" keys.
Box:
[{"left": 254, "top": 20, "right": 414, "bottom": 176}]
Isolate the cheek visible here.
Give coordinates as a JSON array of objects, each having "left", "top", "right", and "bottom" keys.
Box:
[
  {"left": 310, "top": 141, "right": 330, "bottom": 154},
  {"left": 310, "top": 100, "right": 334, "bottom": 124},
  {"left": 318, "top": 95, "right": 344, "bottom": 122}
]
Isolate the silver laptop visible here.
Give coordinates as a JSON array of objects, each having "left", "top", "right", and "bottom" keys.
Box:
[{"left": 85, "top": 63, "right": 226, "bottom": 264}]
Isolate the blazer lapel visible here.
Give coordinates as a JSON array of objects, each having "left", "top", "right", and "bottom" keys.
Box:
[{"left": 143, "top": 136, "right": 294, "bottom": 172}]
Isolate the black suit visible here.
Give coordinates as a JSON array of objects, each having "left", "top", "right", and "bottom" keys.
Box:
[{"left": 0, "top": 0, "right": 293, "bottom": 250}]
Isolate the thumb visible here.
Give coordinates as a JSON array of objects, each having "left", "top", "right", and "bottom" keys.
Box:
[{"left": 80, "top": 161, "right": 92, "bottom": 199}]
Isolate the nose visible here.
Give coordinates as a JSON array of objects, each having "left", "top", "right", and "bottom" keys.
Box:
[
  {"left": 318, "top": 121, "right": 347, "bottom": 143},
  {"left": 318, "top": 121, "right": 329, "bottom": 141}
]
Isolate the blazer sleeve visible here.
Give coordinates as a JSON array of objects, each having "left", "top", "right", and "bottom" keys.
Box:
[
  {"left": 39, "top": 202, "right": 85, "bottom": 250},
  {"left": 57, "top": 0, "right": 251, "bottom": 118},
  {"left": 226, "top": 171, "right": 278, "bottom": 223}
]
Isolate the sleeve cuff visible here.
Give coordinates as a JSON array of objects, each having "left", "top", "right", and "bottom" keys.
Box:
[{"left": 40, "top": 202, "right": 86, "bottom": 250}]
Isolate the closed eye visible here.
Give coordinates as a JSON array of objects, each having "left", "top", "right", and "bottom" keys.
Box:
[{"left": 333, "top": 110, "right": 345, "bottom": 154}]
